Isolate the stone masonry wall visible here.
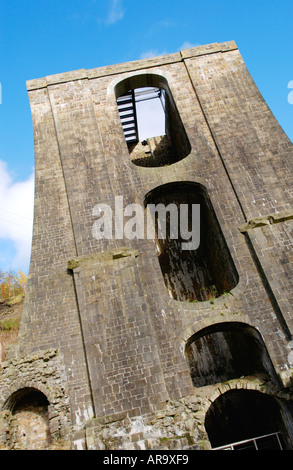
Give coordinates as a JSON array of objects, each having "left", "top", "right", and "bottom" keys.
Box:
[{"left": 1, "top": 41, "right": 291, "bottom": 449}]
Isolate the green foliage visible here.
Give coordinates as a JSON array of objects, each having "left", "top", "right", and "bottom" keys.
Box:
[
  {"left": 189, "top": 285, "right": 219, "bottom": 303},
  {"left": 0, "top": 318, "right": 20, "bottom": 331}
]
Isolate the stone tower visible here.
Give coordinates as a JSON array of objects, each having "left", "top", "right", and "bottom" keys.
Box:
[{"left": 1, "top": 41, "right": 293, "bottom": 450}]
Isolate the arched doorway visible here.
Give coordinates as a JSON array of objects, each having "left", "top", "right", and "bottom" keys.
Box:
[
  {"left": 205, "top": 389, "right": 292, "bottom": 450},
  {"left": 4, "top": 387, "right": 51, "bottom": 450}
]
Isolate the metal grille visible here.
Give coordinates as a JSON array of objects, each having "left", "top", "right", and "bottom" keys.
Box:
[{"left": 213, "top": 432, "right": 283, "bottom": 450}]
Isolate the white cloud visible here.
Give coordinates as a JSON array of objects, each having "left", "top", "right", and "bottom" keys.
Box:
[
  {"left": 140, "top": 41, "right": 200, "bottom": 61},
  {"left": 106, "top": 0, "right": 124, "bottom": 25},
  {"left": 0, "top": 160, "right": 34, "bottom": 273},
  {"left": 179, "top": 41, "right": 200, "bottom": 50},
  {"left": 140, "top": 49, "right": 168, "bottom": 60}
]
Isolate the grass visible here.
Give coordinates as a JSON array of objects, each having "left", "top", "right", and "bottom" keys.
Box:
[
  {"left": 0, "top": 318, "right": 20, "bottom": 331},
  {"left": 0, "top": 318, "right": 21, "bottom": 363}
]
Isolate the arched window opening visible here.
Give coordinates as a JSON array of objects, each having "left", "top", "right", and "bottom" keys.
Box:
[
  {"left": 144, "top": 182, "right": 238, "bottom": 302},
  {"left": 205, "top": 390, "right": 291, "bottom": 450},
  {"left": 115, "top": 74, "right": 191, "bottom": 167},
  {"left": 185, "top": 322, "right": 277, "bottom": 388},
  {"left": 4, "top": 387, "right": 51, "bottom": 450}
]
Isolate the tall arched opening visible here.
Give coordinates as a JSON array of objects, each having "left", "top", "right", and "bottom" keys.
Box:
[
  {"left": 144, "top": 182, "right": 238, "bottom": 301},
  {"left": 185, "top": 322, "right": 278, "bottom": 387},
  {"left": 115, "top": 74, "right": 191, "bottom": 167}
]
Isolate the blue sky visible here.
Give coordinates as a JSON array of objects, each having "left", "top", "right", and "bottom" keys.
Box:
[{"left": 0, "top": 0, "right": 292, "bottom": 274}]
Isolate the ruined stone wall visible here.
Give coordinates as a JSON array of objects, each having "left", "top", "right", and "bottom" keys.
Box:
[
  {"left": 0, "top": 349, "right": 72, "bottom": 449},
  {"left": 1, "top": 41, "right": 292, "bottom": 450}
]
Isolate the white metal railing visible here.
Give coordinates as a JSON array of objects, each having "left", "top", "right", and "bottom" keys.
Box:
[{"left": 213, "top": 432, "right": 283, "bottom": 450}]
